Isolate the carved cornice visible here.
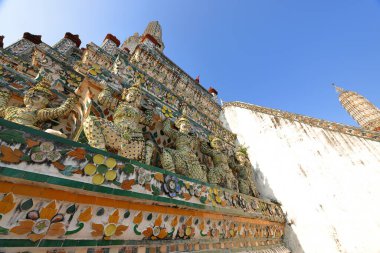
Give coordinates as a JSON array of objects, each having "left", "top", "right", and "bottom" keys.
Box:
[{"left": 223, "top": 101, "right": 380, "bottom": 142}]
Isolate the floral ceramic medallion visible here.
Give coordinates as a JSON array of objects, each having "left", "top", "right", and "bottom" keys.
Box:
[
  {"left": 84, "top": 154, "right": 118, "bottom": 185},
  {"left": 10, "top": 201, "right": 65, "bottom": 241},
  {"left": 162, "top": 174, "right": 181, "bottom": 198},
  {"left": 31, "top": 142, "right": 61, "bottom": 163}
]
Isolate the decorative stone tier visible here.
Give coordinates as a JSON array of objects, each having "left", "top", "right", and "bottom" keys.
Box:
[
  {"left": 131, "top": 44, "right": 221, "bottom": 120},
  {"left": 224, "top": 101, "right": 380, "bottom": 142},
  {"left": 0, "top": 119, "right": 287, "bottom": 252},
  {"left": 80, "top": 42, "right": 237, "bottom": 145}
]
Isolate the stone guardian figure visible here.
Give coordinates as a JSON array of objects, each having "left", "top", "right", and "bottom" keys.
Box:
[
  {"left": 83, "top": 75, "right": 154, "bottom": 164},
  {"left": 160, "top": 114, "right": 208, "bottom": 182},
  {"left": 200, "top": 136, "right": 238, "bottom": 191},
  {"left": 0, "top": 77, "right": 77, "bottom": 130},
  {"left": 232, "top": 146, "right": 259, "bottom": 197}
]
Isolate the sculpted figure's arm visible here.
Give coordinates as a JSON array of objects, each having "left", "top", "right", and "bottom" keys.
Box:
[
  {"left": 228, "top": 155, "right": 237, "bottom": 170},
  {"left": 98, "top": 86, "right": 119, "bottom": 110},
  {"left": 162, "top": 118, "right": 178, "bottom": 140},
  {"left": 0, "top": 89, "right": 11, "bottom": 117},
  {"left": 139, "top": 109, "right": 154, "bottom": 127},
  {"left": 37, "top": 95, "right": 78, "bottom": 121},
  {"left": 200, "top": 140, "right": 214, "bottom": 157}
]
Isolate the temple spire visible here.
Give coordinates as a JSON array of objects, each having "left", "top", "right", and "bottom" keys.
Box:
[
  {"left": 332, "top": 83, "right": 344, "bottom": 94},
  {"left": 141, "top": 21, "right": 164, "bottom": 51},
  {"left": 335, "top": 85, "right": 380, "bottom": 131}
]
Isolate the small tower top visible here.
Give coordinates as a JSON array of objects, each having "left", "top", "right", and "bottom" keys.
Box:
[
  {"left": 121, "top": 32, "right": 140, "bottom": 53},
  {"left": 143, "top": 21, "right": 163, "bottom": 42},
  {"left": 332, "top": 83, "right": 344, "bottom": 94},
  {"left": 141, "top": 21, "right": 164, "bottom": 51}
]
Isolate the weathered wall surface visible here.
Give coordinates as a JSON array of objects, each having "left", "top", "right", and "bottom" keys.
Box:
[{"left": 223, "top": 103, "right": 380, "bottom": 253}]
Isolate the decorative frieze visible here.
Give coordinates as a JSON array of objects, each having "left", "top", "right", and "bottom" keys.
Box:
[{"left": 0, "top": 119, "right": 284, "bottom": 222}]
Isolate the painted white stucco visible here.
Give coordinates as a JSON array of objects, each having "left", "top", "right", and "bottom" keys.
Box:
[{"left": 223, "top": 104, "right": 380, "bottom": 253}]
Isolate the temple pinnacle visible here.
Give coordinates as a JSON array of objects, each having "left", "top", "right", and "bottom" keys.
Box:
[{"left": 332, "top": 83, "right": 344, "bottom": 94}]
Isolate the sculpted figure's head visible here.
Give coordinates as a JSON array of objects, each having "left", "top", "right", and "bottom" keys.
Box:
[
  {"left": 235, "top": 152, "right": 247, "bottom": 164},
  {"left": 123, "top": 74, "right": 144, "bottom": 104},
  {"left": 210, "top": 137, "right": 224, "bottom": 151},
  {"left": 123, "top": 88, "right": 141, "bottom": 103},
  {"left": 175, "top": 116, "right": 191, "bottom": 134},
  {"left": 24, "top": 79, "right": 52, "bottom": 109},
  {"left": 113, "top": 55, "right": 131, "bottom": 76},
  {"left": 235, "top": 146, "right": 249, "bottom": 165}
]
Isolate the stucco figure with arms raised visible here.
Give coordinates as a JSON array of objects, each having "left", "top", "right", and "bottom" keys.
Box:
[
  {"left": 231, "top": 146, "right": 259, "bottom": 197},
  {"left": 83, "top": 73, "right": 154, "bottom": 164},
  {"left": 0, "top": 77, "right": 77, "bottom": 130},
  {"left": 200, "top": 136, "right": 238, "bottom": 191},
  {"left": 160, "top": 113, "right": 208, "bottom": 182}
]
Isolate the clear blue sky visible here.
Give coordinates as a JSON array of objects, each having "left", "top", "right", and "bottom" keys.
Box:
[{"left": 1, "top": 0, "right": 380, "bottom": 127}]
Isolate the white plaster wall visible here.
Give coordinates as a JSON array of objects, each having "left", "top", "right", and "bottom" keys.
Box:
[{"left": 223, "top": 105, "right": 380, "bottom": 253}]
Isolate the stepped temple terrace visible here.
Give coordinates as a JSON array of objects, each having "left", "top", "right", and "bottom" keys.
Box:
[{"left": 0, "top": 21, "right": 380, "bottom": 253}]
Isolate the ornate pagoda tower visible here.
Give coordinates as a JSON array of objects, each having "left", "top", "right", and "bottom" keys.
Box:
[
  {"left": 335, "top": 84, "right": 380, "bottom": 131},
  {"left": 0, "top": 21, "right": 288, "bottom": 253}
]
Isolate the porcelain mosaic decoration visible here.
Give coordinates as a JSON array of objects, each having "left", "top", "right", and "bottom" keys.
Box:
[{"left": 0, "top": 22, "right": 290, "bottom": 252}]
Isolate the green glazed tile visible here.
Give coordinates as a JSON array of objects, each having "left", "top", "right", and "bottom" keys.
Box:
[
  {"left": 46, "top": 176, "right": 84, "bottom": 189},
  {"left": 38, "top": 239, "right": 63, "bottom": 247},
  {"left": 0, "top": 167, "right": 25, "bottom": 178},
  {"left": 96, "top": 239, "right": 111, "bottom": 246},
  {"left": 0, "top": 239, "right": 39, "bottom": 247},
  {"left": 62, "top": 239, "right": 79, "bottom": 247},
  {"left": 23, "top": 172, "right": 48, "bottom": 183}
]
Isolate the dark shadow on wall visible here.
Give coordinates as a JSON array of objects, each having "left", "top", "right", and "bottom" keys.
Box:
[{"left": 254, "top": 163, "right": 305, "bottom": 253}]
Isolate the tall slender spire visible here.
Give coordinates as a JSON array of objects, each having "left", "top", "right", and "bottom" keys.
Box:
[{"left": 335, "top": 85, "right": 380, "bottom": 131}]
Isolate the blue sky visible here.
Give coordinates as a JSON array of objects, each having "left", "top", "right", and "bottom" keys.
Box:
[{"left": 0, "top": 0, "right": 380, "bottom": 127}]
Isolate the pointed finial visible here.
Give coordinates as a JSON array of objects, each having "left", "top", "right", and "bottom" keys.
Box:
[
  {"left": 0, "top": 36, "right": 4, "bottom": 48},
  {"left": 332, "top": 83, "right": 344, "bottom": 94},
  {"left": 208, "top": 87, "right": 218, "bottom": 96},
  {"left": 195, "top": 75, "right": 200, "bottom": 83},
  {"left": 28, "top": 77, "right": 53, "bottom": 97},
  {"left": 175, "top": 112, "right": 190, "bottom": 128},
  {"left": 236, "top": 145, "right": 249, "bottom": 156}
]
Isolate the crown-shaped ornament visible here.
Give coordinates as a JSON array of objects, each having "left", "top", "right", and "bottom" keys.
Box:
[
  {"left": 210, "top": 136, "right": 223, "bottom": 149},
  {"left": 127, "top": 72, "right": 145, "bottom": 93},
  {"left": 122, "top": 72, "right": 146, "bottom": 100},
  {"left": 28, "top": 77, "right": 53, "bottom": 97},
  {"left": 208, "top": 134, "right": 221, "bottom": 144},
  {"left": 175, "top": 104, "right": 191, "bottom": 127},
  {"left": 235, "top": 145, "right": 248, "bottom": 156},
  {"left": 175, "top": 115, "right": 190, "bottom": 128}
]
